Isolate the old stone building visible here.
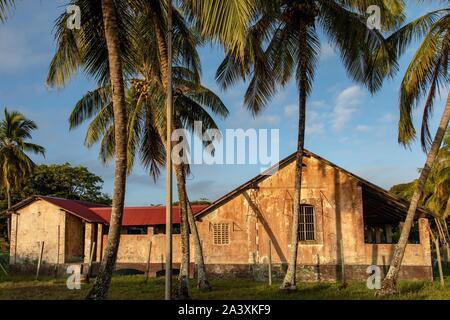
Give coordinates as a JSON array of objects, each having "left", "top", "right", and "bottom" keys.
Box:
[
  {"left": 6, "top": 196, "right": 206, "bottom": 275},
  {"left": 4, "top": 149, "right": 433, "bottom": 281}
]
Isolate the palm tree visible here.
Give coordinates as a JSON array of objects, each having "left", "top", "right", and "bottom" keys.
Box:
[
  {"left": 378, "top": 5, "right": 450, "bottom": 295},
  {"left": 48, "top": 0, "right": 254, "bottom": 299},
  {"left": 47, "top": 0, "right": 136, "bottom": 300},
  {"left": 166, "top": 0, "right": 256, "bottom": 298},
  {"left": 216, "top": 0, "right": 405, "bottom": 290},
  {"left": 70, "top": 69, "right": 228, "bottom": 297},
  {"left": 84, "top": 0, "right": 129, "bottom": 300},
  {"left": 68, "top": 2, "right": 228, "bottom": 297},
  {"left": 0, "top": 108, "right": 45, "bottom": 210}
]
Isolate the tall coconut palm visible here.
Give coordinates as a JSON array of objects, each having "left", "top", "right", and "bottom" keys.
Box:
[
  {"left": 85, "top": 0, "right": 129, "bottom": 300},
  {"left": 68, "top": 2, "right": 228, "bottom": 298},
  {"left": 216, "top": 0, "right": 405, "bottom": 290},
  {"left": 164, "top": 0, "right": 255, "bottom": 298},
  {"left": 47, "top": 0, "right": 136, "bottom": 299},
  {"left": 69, "top": 69, "right": 228, "bottom": 298},
  {"left": 0, "top": 108, "right": 45, "bottom": 209},
  {"left": 378, "top": 5, "right": 450, "bottom": 295},
  {"left": 48, "top": 0, "right": 254, "bottom": 299}
]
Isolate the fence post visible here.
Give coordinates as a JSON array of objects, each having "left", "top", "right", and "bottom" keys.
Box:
[
  {"left": 55, "top": 225, "right": 60, "bottom": 277},
  {"left": 88, "top": 241, "right": 96, "bottom": 277},
  {"left": 340, "top": 239, "right": 346, "bottom": 286},
  {"left": 268, "top": 240, "right": 272, "bottom": 286},
  {"left": 36, "top": 241, "right": 44, "bottom": 280},
  {"left": 145, "top": 240, "right": 153, "bottom": 282}
]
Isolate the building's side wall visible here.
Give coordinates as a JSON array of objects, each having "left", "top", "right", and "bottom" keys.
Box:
[
  {"left": 65, "top": 213, "right": 84, "bottom": 262},
  {"left": 105, "top": 230, "right": 192, "bottom": 275},
  {"left": 193, "top": 156, "right": 432, "bottom": 281},
  {"left": 9, "top": 200, "right": 66, "bottom": 265}
]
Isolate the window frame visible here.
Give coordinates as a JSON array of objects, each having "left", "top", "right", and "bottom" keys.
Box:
[
  {"left": 212, "top": 222, "right": 231, "bottom": 245},
  {"left": 298, "top": 204, "right": 316, "bottom": 242}
]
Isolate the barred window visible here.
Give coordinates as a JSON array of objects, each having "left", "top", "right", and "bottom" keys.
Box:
[
  {"left": 299, "top": 205, "right": 315, "bottom": 241},
  {"left": 212, "top": 223, "right": 230, "bottom": 245}
]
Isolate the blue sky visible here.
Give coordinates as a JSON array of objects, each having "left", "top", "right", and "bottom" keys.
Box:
[{"left": 0, "top": 1, "right": 447, "bottom": 205}]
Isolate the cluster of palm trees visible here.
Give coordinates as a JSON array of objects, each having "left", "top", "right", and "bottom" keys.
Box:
[{"left": 0, "top": 0, "right": 448, "bottom": 299}]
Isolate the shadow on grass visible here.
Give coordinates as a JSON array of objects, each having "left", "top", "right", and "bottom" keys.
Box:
[{"left": 1, "top": 275, "right": 449, "bottom": 300}]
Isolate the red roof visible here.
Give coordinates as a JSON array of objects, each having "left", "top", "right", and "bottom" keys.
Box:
[
  {"left": 91, "top": 205, "right": 207, "bottom": 226},
  {"left": 13, "top": 196, "right": 207, "bottom": 226},
  {"left": 37, "top": 196, "right": 109, "bottom": 223}
]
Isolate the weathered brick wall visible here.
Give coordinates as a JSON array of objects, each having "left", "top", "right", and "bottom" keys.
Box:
[
  {"left": 104, "top": 233, "right": 192, "bottom": 266},
  {"left": 193, "top": 155, "right": 433, "bottom": 281},
  {"left": 10, "top": 200, "right": 66, "bottom": 264},
  {"left": 65, "top": 213, "right": 83, "bottom": 262}
]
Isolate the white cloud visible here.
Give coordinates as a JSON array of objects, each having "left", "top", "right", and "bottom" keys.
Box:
[
  {"left": 380, "top": 112, "right": 396, "bottom": 123},
  {"left": 306, "top": 111, "right": 325, "bottom": 135},
  {"left": 256, "top": 114, "right": 281, "bottom": 125},
  {"left": 331, "top": 85, "right": 365, "bottom": 131},
  {"left": 320, "top": 42, "right": 337, "bottom": 61},
  {"left": 355, "top": 125, "right": 372, "bottom": 132},
  {"left": 284, "top": 104, "right": 297, "bottom": 116},
  {"left": 284, "top": 100, "right": 327, "bottom": 118},
  {"left": 311, "top": 100, "right": 327, "bottom": 109},
  {"left": 227, "top": 105, "right": 280, "bottom": 128}
]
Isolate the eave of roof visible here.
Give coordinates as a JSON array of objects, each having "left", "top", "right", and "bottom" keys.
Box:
[
  {"left": 195, "top": 149, "right": 433, "bottom": 220},
  {"left": 1, "top": 195, "right": 109, "bottom": 223},
  {"left": 1, "top": 195, "right": 209, "bottom": 226}
]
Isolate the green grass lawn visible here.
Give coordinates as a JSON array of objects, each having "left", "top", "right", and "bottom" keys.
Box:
[{"left": 0, "top": 274, "right": 450, "bottom": 300}]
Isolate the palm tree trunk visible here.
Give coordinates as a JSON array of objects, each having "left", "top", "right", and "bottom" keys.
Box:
[
  {"left": 174, "top": 164, "right": 190, "bottom": 299},
  {"left": 6, "top": 186, "right": 10, "bottom": 209},
  {"left": 378, "top": 92, "right": 450, "bottom": 295},
  {"left": 435, "top": 239, "right": 445, "bottom": 288},
  {"left": 164, "top": 0, "right": 174, "bottom": 301},
  {"left": 281, "top": 21, "right": 308, "bottom": 291},
  {"left": 86, "top": 0, "right": 128, "bottom": 300},
  {"left": 155, "top": 20, "right": 169, "bottom": 89},
  {"left": 446, "top": 243, "right": 450, "bottom": 268},
  {"left": 187, "top": 199, "right": 211, "bottom": 291}
]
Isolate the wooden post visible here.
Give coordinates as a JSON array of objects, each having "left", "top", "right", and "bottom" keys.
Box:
[
  {"left": 436, "top": 241, "right": 445, "bottom": 288},
  {"left": 36, "top": 241, "right": 44, "bottom": 280},
  {"left": 55, "top": 225, "right": 60, "bottom": 277},
  {"left": 6, "top": 217, "right": 10, "bottom": 242},
  {"left": 145, "top": 240, "right": 152, "bottom": 282},
  {"left": 446, "top": 243, "right": 450, "bottom": 268},
  {"left": 88, "top": 241, "right": 96, "bottom": 277},
  {"left": 340, "top": 239, "right": 346, "bottom": 286},
  {"left": 268, "top": 240, "right": 272, "bottom": 286},
  {"left": 430, "top": 229, "right": 445, "bottom": 288},
  {"left": 316, "top": 254, "right": 321, "bottom": 282},
  {"left": 385, "top": 224, "right": 393, "bottom": 243}
]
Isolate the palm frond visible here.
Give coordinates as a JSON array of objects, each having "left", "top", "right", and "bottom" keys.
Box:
[{"left": 0, "top": 0, "right": 15, "bottom": 23}]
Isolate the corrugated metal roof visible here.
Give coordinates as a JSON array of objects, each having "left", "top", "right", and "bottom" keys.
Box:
[
  {"left": 3, "top": 195, "right": 208, "bottom": 226},
  {"left": 37, "top": 196, "right": 110, "bottom": 223},
  {"left": 91, "top": 205, "right": 207, "bottom": 226}
]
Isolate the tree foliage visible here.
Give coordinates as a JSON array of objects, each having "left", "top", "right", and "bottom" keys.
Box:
[
  {"left": 0, "top": 108, "right": 45, "bottom": 207},
  {"left": 0, "top": 163, "right": 111, "bottom": 240},
  {"left": 390, "top": 129, "right": 450, "bottom": 219},
  {"left": 0, "top": 163, "right": 111, "bottom": 211}
]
